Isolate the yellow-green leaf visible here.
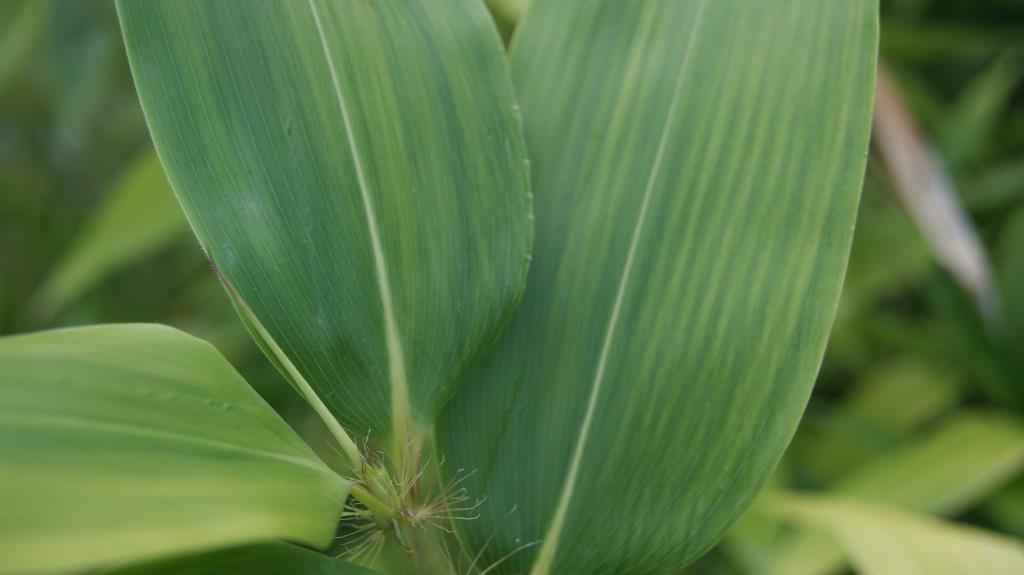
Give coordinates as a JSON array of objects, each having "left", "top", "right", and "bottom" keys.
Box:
[
  {"left": 764, "top": 493, "right": 1024, "bottom": 575},
  {"left": 0, "top": 325, "right": 347, "bottom": 575},
  {"left": 439, "top": 0, "right": 878, "bottom": 572},
  {"left": 102, "top": 543, "right": 377, "bottom": 575},
  {"left": 762, "top": 412, "right": 1024, "bottom": 575}
]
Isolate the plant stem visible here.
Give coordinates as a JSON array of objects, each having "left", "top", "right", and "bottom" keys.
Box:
[
  {"left": 350, "top": 484, "right": 395, "bottom": 527},
  {"left": 397, "top": 522, "right": 457, "bottom": 575}
]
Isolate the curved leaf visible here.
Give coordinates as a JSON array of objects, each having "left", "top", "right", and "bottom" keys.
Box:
[
  {"left": 0, "top": 325, "right": 347, "bottom": 575},
  {"left": 439, "top": 0, "right": 878, "bottom": 572},
  {"left": 103, "top": 543, "right": 377, "bottom": 575},
  {"left": 116, "top": 0, "right": 531, "bottom": 454}
]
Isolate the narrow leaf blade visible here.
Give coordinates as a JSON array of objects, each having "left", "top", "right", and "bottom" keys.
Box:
[{"left": 33, "top": 150, "right": 186, "bottom": 318}]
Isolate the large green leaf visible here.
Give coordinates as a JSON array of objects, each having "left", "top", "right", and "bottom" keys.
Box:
[
  {"left": 33, "top": 150, "right": 187, "bottom": 318},
  {"left": 103, "top": 543, "right": 377, "bottom": 575},
  {"left": 764, "top": 493, "right": 1024, "bottom": 575},
  {"left": 438, "top": 0, "right": 878, "bottom": 572},
  {"left": 116, "top": 0, "right": 531, "bottom": 456},
  {"left": 0, "top": 325, "right": 347, "bottom": 575}
]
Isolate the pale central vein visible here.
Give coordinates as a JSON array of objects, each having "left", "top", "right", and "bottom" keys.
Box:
[
  {"left": 308, "top": 0, "right": 411, "bottom": 455},
  {"left": 529, "top": 2, "right": 710, "bottom": 573}
]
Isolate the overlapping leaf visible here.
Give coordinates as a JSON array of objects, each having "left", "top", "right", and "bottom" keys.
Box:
[
  {"left": 116, "top": 0, "right": 531, "bottom": 455},
  {"left": 439, "top": 0, "right": 878, "bottom": 572}
]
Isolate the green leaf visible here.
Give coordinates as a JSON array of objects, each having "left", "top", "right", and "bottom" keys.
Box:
[
  {"left": 788, "top": 357, "right": 960, "bottom": 485},
  {"left": 438, "top": 0, "right": 878, "bottom": 572},
  {"left": 761, "top": 412, "right": 1024, "bottom": 575},
  {"left": 0, "top": 324, "right": 348, "bottom": 575},
  {"left": 102, "top": 543, "right": 377, "bottom": 575},
  {"left": 116, "top": 0, "right": 532, "bottom": 457},
  {"left": 984, "top": 478, "right": 1024, "bottom": 540},
  {"left": 0, "top": 0, "right": 51, "bottom": 91},
  {"left": 32, "top": 150, "right": 187, "bottom": 318},
  {"left": 939, "top": 54, "right": 1021, "bottom": 171},
  {"left": 764, "top": 493, "right": 1024, "bottom": 575},
  {"left": 997, "top": 207, "right": 1024, "bottom": 353}
]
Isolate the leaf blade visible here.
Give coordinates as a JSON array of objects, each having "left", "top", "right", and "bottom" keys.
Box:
[
  {"left": 0, "top": 325, "right": 347, "bottom": 575},
  {"left": 102, "top": 543, "right": 378, "bottom": 575},
  {"left": 116, "top": 0, "right": 532, "bottom": 448},
  {"left": 439, "top": 0, "right": 878, "bottom": 572}
]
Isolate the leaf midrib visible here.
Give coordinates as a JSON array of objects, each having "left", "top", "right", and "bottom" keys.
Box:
[
  {"left": 0, "top": 413, "right": 334, "bottom": 475},
  {"left": 527, "top": 2, "right": 711, "bottom": 572},
  {"left": 307, "top": 0, "right": 411, "bottom": 452}
]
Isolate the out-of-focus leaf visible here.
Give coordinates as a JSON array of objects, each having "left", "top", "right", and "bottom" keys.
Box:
[
  {"left": 983, "top": 479, "right": 1024, "bottom": 540},
  {"left": 116, "top": 0, "right": 531, "bottom": 460},
  {"left": 997, "top": 207, "right": 1024, "bottom": 352},
  {"left": 439, "top": 0, "right": 878, "bottom": 572},
  {"left": 874, "top": 63, "right": 998, "bottom": 319},
  {"left": 32, "top": 151, "right": 186, "bottom": 319},
  {"left": 0, "top": 0, "right": 51, "bottom": 91},
  {"left": 763, "top": 412, "right": 1024, "bottom": 575},
  {"left": 764, "top": 493, "right": 1024, "bottom": 575},
  {"left": 0, "top": 325, "right": 347, "bottom": 575},
  {"left": 963, "top": 158, "right": 1024, "bottom": 212},
  {"left": 939, "top": 54, "right": 1021, "bottom": 170},
  {"left": 838, "top": 178, "right": 932, "bottom": 313},
  {"left": 790, "top": 357, "right": 960, "bottom": 485},
  {"left": 881, "top": 22, "right": 1022, "bottom": 64},
  {"left": 102, "top": 543, "right": 377, "bottom": 575}
]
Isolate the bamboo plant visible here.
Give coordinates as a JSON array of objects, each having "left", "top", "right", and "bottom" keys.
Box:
[{"left": 0, "top": 0, "right": 878, "bottom": 573}]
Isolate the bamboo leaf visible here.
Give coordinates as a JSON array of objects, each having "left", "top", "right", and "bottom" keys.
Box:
[
  {"left": 764, "top": 493, "right": 1024, "bottom": 575},
  {"left": 32, "top": 150, "right": 187, "bottom": 319},
  {"left": 115, "top": 0, "right": 532, "bottom": 455},
  {"left": 438, "top": 0, "right": 878, "bottom": 572},
  {"left": 102, "top": 543, "right": 377, "bottom": 575},
  {"left": 0, "top": 325, "right": 347, "bottom": 575}
]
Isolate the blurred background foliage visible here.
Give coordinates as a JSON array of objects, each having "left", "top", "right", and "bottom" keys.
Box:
[{"left": 1, "top": 0, "right": 1022, "bottom": 573}]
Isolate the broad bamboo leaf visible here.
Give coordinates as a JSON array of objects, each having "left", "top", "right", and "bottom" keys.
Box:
[
  {"left": 439, "top": 0, "right": 878, "bottom": 572},
  {"left": 116, "top": 0, "right": 531, "bottom": 454},
  {"left": 764, "top": 493, "right": 1024, "bottom": 575},
  {"left": 0, "top": 325, "right": 348, "bottom": 575},
  {"left": 102, "top": 543, "right": 377, "bottom": 575},
  {"left": 761, "top": 412, "right": 1024, "bottom": 575},
  {"left": 33, "top": 150, "right": 187, "bottom": 318}
]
